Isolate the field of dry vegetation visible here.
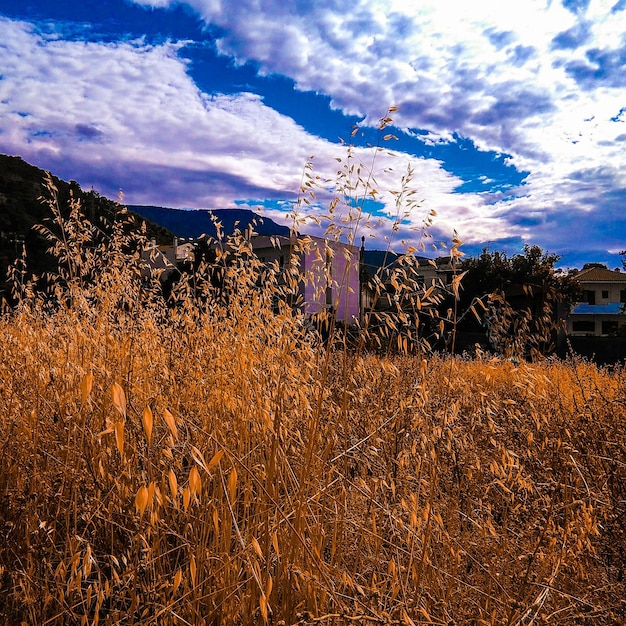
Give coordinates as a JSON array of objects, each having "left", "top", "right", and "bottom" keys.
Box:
[{"left": 1, "top": 156, "right": 626, "bottom": 625}]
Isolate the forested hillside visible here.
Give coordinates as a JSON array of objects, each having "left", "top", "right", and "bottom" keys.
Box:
[{"left": 0, "top": 154, "right": 173, "bottom": 297}]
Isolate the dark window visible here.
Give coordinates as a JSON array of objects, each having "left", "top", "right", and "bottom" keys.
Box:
[
  {"left": 602, "top": 290, "right": 609, "bottom": 299},
  {"left": 620, "top": 289, "right": 626, "bottom": 303},
  {"left": 572, "top": 320, "right": 595, "bottom": 332},
  {"left": 602, "top": 320, "right": 618, "bottom": 335},
  {"left": 583, "top": 290, "right": 596, "bottom": 305}
]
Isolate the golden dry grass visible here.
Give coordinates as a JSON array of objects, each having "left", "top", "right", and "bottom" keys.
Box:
[
  {"left": 1, "top": 208, "right": 625, "bottom": 624},
  {"left": 1, "top": 130, "right": 625, "bottom": 623}
]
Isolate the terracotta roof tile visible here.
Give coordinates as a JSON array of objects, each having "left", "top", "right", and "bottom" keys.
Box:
[{"left": 575, "top": 267, "right": 626, "bottom": 283}]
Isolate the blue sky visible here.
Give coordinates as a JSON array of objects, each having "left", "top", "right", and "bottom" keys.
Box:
[{"left": 1, "top": 0, "right": 625, "bottom": 267}]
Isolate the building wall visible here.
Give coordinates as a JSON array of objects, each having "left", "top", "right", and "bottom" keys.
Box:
[
  {"left": 253, "top": 236, "right": 360, "bottom": 323},
  {"left": 142, "top": 243, "right": 176, "bottom": 278},
  {"left": 580, "top": 282, "right": 626, "bottom": 305},
  {"left": 569, "top": 314, "right": 622, "bottom": 337},
  {"left": 301, "top": 239, "right": 360, "bottom": 323},
  {"left": 568, "top": 272, "right": 626, "bottom": 336}
]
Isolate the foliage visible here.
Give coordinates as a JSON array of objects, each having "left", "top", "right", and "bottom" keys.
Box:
[
  {"left": 0, "top": 154, "right": 172, "bottom": 300},
  {"left": 458, "top": 245, "right": 579, "bottom": 358}
]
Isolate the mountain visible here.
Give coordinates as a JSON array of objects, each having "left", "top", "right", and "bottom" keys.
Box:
[
  {"left": 0, "top": 154, "right": 173, "bottom": 295},
  {"left": 127, "top": 205, "right": 290, "bottom": 240}
]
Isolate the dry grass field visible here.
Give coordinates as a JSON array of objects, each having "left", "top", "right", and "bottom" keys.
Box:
[{"left": 1, "top": 163, "right": 625, "bottom": 624}]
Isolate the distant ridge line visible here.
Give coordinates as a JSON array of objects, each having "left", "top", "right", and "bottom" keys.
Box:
[{"left": 128, "top": 204, "right": 290, "bottom": 239}]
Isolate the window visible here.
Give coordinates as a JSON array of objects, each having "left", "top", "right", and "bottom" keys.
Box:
[
  {"left": 620, "top": 289, "right": 626, "bottom": 303},
  {"left": 602, "top": 320, "right": 618, "bottom": 335},
  {"left": 602, "top": 290, "right": 609, "bottom": 299},
  {"left": 583, "top": 290, "right": 596, "bottom": 305},
  {"left": 572, "top": 320, "right": 595, "bottom": 332}
]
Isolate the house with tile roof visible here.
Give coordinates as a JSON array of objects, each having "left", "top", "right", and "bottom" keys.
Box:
[{"left": 567, "top": 266, "right": 626, "bottom": 336}]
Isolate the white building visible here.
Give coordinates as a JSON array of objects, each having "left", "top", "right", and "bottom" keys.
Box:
[{"left": 568, "top": 266, "right": 626, "bottom": 336}]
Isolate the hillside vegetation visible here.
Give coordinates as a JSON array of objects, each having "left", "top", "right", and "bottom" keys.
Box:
[
  {"left": 0, "top": 154, "right": 173, "bottom": 297},
  {"left": 0, "top": 176, "right": 625, "bottom": 625}
]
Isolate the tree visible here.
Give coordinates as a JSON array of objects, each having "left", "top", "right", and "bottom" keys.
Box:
[{"left": 457, "top": 245, "right": 577, "bottom": 359}]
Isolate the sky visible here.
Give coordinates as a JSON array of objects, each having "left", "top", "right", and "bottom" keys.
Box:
[{"left": 0, "top": 0, "right": 625, "bottom": 268}]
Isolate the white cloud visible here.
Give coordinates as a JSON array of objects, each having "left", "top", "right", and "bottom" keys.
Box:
[
  {"left": 131, "top": 0, "right": 624, "bottom": 260},
  {"left": 0, "top": 20, "right": 309, "bottom": 202},
  {"left": 127, "top": 5, "right": 625, "bottom": 169},
  {"left": 3, "top": 0, "right": 626, "bottom": 262},
  {"left": 1, "top": 16, "right": 515, "bottom": 249}
]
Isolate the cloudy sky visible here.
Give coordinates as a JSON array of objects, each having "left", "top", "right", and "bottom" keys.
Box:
[{"left": 1, "top": 0, "right": 625, "bottom": 267}]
